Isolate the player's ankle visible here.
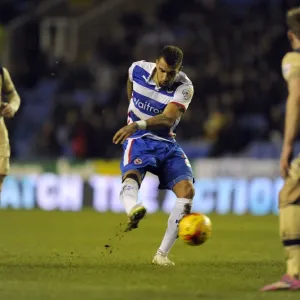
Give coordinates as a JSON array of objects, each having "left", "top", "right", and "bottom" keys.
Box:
[
  {"left": 289, "top": 274, "right": 300, "bottom": 280},
  {"left": 157, "top": 249, "right": 167, "bottom": 256}
]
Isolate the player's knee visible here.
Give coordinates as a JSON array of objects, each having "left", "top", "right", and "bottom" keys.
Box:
[
  {"left": 279, "top": 177, "right": 300, "bottom": 208},
  {"left": 280, "top": 205, "right": 300, "bottom": 244},
  {"left": 187, "top": 186, "right": 195, "bottom": 199},
  {"left": 174, "top": 180, "right": 195, "bottom": 199},
  {"left": 122, "top": 172, "right": 142, "bottom": 188},
  {"left": 279, "top": 156, "right": 300, "bottom": 208},
  {"left": 184, "top": 184, "right": 195, "bottom": 199}
]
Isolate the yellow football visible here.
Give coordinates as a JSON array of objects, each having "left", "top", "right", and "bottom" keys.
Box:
[{"left": 178, "top": 213, "right": 212, "bottom": 246}]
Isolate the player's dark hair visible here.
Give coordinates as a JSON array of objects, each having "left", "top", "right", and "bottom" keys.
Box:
[
  {"left": 287, "top": 8, "right": 300, "bottom": 39},
  {"left": 158, "top": 45, "right": 183, "bottom": 68}
]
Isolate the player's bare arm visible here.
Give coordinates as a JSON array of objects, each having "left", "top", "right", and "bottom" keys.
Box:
[
  {"left": 280, "top": 77, "right": 300, "bottom": 178},
  {"left": 113, "top": 103, "right": 184, "bottom": 144},
  {"left": 1, "top": 68, "right": 20, "bottom": 118},
  {"left": 127, "top": 78, "right": 133, "bottom": 102},
  {"left": 145, "top": 103, "right": 184, "bottom": 128}
]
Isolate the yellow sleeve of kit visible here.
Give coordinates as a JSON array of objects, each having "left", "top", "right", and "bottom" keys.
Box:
[
  {"left": 282, "top": 52, "right": 300, "bottom": 82},
  {"left": 2, "top": 68, "right": 20, "bottom": 113}
]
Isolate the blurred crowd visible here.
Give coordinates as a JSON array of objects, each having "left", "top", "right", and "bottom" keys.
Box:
[{"left": 1, "top": 0, "right": 299, "bottom": 159}]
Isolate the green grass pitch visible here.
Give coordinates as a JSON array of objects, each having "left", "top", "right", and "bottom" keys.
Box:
[{"left": 0, "top": 210, "right": 298, "bottom": 300}]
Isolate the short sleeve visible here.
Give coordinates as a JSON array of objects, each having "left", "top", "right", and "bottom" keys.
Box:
[
  {"left": 282, "top": 52, "right": 300, "bottom": 82},
  {"left": 128, "top": 63, "right": 136, "bottom": 82},
  {"left": 170, "top": 84, "right": 194, "bottom": 111},
  {"left": 2, "top": 67, "right": 15, "bottom": 94},
  {"left": 128, "top": 60, "right": 145, "bottom": 82}
]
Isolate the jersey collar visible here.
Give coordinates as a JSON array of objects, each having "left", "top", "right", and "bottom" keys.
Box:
[
  {"left": 145, "top": 66, "right": 161, "bottom": 91},
  {"left": 146, "top": 66, "right": 156, "bottom": 83}
]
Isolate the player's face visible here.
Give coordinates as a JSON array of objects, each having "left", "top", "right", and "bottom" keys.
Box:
[{"left": 155, "top": 58, "right": 180, "bottom": 88}]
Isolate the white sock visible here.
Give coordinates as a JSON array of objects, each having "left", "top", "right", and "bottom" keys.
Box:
[
  {"left": 120, "top": 178, "right": 139, "bottom": 214},
  {"left": 285, "top": 245, "right": 300, "bottom": 279},
  {"left": 157, "top": 198, "right": 192, "bottom": 256}
]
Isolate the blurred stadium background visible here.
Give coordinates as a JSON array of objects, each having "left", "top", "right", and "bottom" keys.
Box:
[
  {"left": 0, "top": 0, "right": 299, "bottom": 213},
  {"left": 1, "top": 1, "right": 300, "bottom": 299}
]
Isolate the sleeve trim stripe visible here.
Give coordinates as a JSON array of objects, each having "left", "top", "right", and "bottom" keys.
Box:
[{"left": 170, "top": 101, "right": 186, "bottom": 111}]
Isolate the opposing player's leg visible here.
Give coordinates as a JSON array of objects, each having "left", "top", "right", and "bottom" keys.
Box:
[
  {"left": 119, "top": 138, "right": 159, "bottom": 232},
  {"left": 0, "top": 156, "right": 9, "bottom": 202},
  {"left": 261, "top": 203, "right": 300, "bottom": 291},
  {"left": 152, "top": 145, "right": 194, "bottom": 266},
  {"left": 261, "top": 158, "right": 300, "bottom": 291}
]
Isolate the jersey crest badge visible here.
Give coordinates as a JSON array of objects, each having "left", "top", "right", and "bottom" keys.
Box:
[
  {"left": 134, "top": 158, "right": 143, "bottom": 165},
  {"left": 282, "top": 63, "right": 292, "bottom": 78},
  {"left": 182, "top": 88, "right": 193, "bottom": 100}
]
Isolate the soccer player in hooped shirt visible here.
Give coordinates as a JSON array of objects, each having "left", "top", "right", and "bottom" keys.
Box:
[{"left": 113, "top": 46, "right": 194, "bottom": 266}]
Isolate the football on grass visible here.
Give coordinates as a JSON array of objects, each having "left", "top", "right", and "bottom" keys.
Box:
[{"left": 178, "top": 213, "right": 212, "bottom": 246}]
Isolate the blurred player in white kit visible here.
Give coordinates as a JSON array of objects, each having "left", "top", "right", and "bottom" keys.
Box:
[{"left": 113, "top": 46, "right": 195, "bottom": 266}]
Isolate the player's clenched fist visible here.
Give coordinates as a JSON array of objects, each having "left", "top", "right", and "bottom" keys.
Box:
[
  {"left": 0, "top": 103, "right": 15, "bottom": 118},
  {"left": 113, "top": 123, "right": 137, "bottom": 144}
]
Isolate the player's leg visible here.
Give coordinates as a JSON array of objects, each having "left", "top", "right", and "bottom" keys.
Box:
[
  {"left": 280, "top": 203, "right": 300, "bottom": 282},
  {"left": 0, "top": 156, "right": 9, "bottom": 202},
  {"left": 261, "top": 202, "right": 300, "bottom": 291},
  {"left": 153, "top": 179, "right": 194, "bottom": 266},
  {"left": 152, "top": 145, "right": 194, "bottom": 266},
  {"left": 120, "top": 170, "right": 143, "bottom": 214},
  {"left": 261, "top": 158, "right": 300, "bottom": 291},
  {"left": 119, "top": 138, "right": 158, "bottom": 232},
  {"left": 158, "top": 179, "right": 194, "bottom": 253},
  {"left": 120, "top": 170, "right": 147, "bottom": 231}
]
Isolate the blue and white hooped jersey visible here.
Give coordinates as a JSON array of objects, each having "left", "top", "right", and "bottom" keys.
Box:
[{"left": 127, "top": 60, "right": 194, "bottom": 142}]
